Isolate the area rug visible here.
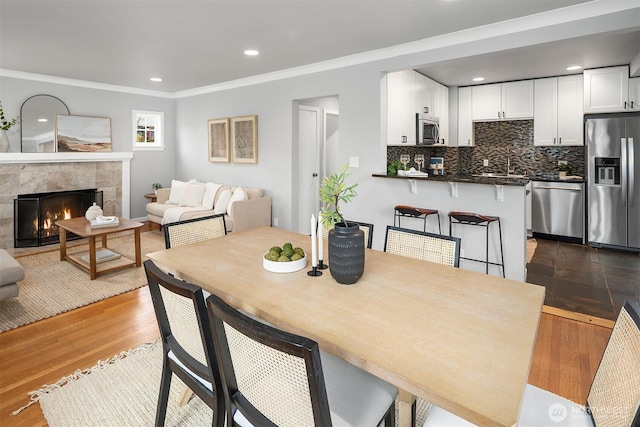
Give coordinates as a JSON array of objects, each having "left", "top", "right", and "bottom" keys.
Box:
[
  {"left": 17, "top": 339, "right": 432, "bottom": 426},
  {"left": 0, "top": 231, "right": 165, "bottom": 332}
]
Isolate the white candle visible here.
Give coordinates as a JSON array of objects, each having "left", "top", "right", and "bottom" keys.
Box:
[
  {"left": 317, "top": 211, "right": 324, "bottom": 261},
  {"left": 310, "top": 214, "right": 318, "bottom": 267}
]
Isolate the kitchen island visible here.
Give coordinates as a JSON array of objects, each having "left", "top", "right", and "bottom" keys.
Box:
[{"left": 372, "top": 173, "right": 529, "bottom": 281}]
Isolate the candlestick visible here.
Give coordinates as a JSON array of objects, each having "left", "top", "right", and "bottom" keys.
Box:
[
  {"left": 310, "top": 214, "right": 318, "bottom": 268},
  {"left": 317, "top": 211, "right": 326, "bottom": 269}
]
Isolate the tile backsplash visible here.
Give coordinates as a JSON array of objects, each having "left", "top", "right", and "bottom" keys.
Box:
[{"left": 387, "top": 120, "right": 585, "bottom": 177}]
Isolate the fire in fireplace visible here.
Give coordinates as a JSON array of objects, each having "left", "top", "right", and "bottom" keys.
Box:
[{"left": 14, "top": 189, "right": 103, "bottom": 247}]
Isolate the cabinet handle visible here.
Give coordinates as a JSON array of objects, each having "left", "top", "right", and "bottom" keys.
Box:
[
  {"left": 498, "top": 111, "right": 501, "bottom": 119},
  {"left": 502, "top": 111, "right": 506, "bottom": 119},
  {"left": 559, "top": 137, "right": 562, "bottom": 145},
  {"left": 625, "top": 101, "right": 628, "bottom": 109},
  {"left": 632, "top": 101, "right": 635, "bottom": 109}
]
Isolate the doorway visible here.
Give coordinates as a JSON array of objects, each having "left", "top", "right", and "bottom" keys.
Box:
[{"left": 295, "top": 96, "right": 339, "bottom": 234}]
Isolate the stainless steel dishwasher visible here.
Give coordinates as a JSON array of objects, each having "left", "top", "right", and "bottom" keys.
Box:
[{"left": 532, "top": 181, "right": 584, "bottom": 242}]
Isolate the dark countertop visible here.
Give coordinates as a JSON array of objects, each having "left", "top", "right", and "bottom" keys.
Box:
[{"left": 372, "top": 173, "right": 531, "bottom": 186}]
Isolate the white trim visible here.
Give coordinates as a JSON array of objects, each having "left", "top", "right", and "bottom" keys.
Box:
[
  {"left": 0, "top": 152, "right": 133, "bottom": 164},
  {"left": 1, "top": 1, "right": 638, "bottom": 98},
  {"left": 0, "top": 69, "right": 174, "bottom": 98}
]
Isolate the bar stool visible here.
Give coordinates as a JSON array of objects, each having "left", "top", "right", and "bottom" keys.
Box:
[
  {"left": 394, "top": 205, "right": 441, "bottom": 233},
  {"left": 448, "top": 211, "right": 505, "bottom": 277}
]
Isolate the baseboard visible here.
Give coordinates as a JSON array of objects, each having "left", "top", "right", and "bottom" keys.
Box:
[{"left": 542, "top": 305, "right": 615, "bottom": 328}]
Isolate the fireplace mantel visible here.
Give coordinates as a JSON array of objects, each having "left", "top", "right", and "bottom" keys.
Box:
[{"left": 0, "top": 152, "right": 133, "bottom": 164}]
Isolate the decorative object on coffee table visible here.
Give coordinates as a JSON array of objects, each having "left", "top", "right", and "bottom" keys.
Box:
[
  {"left": 85, "top": 202, "right": 103, "bottom": 221},
  {"left": 319, "top": 164, "right": 364, "bottom": 285}
]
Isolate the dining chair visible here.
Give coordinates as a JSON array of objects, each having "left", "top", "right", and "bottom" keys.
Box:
[
  {"left": 422, "top": 299, "right": 640, "bottom": 427},
  {"left": 144, "top": 259, "right": 225, "bottom": 427},
  {"left": 164, "top": 214, "right": 227, "bottom": 249},
  {"left": 322, "top": 219, "right": 374, "bottom": 249},
  {"left": 205, "top": 293, "right": 399, "bottom": 427},
  {"left": 384, "top": 225, "right": 461, "bottom": 267}
]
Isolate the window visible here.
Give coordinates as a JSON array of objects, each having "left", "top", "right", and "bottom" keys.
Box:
[{"left": 133, "top": 110, "right": 164, "bottom": 150}]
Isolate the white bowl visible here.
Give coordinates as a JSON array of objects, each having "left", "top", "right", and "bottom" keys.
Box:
[{"left": 263, "top": 253, "right": 307, "bottom": 273}]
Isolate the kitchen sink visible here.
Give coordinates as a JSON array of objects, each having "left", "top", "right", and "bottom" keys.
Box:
[{"left": 472, "top": 173, "right": 529, "bottom": 179}]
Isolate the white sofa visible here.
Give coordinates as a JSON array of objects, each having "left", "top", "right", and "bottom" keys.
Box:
[{"left": 146, "top": 180, "right": 271, "bottom": 233}]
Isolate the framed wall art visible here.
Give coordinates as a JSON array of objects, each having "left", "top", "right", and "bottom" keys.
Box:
[
  {"left": 231, "top": 115, "right": 258, "bottom": 164},
  {"left": 208, "top": 118, "right": 230, "bottom": 162},
  {"left": 55, "top": 114, "right": 112, "bottom": 152}
]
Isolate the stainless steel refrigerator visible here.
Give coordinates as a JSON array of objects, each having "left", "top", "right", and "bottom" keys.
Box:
[{"left": 586, "top": 113, "right": 640, "bottom": 251}]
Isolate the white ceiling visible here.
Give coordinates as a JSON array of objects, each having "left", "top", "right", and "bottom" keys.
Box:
[{"left": 1, "top": 0, "right": 639, "bottom": 93}]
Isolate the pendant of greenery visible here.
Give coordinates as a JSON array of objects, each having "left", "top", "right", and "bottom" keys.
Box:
[
  {"left": 319, "top": 164, "right": 358, "bottom": 229},
  {"left": 0, "top": 101, "right": 18, "bottom": 131}
]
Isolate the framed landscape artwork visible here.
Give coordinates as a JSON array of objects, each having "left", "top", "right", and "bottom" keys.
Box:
[
  {"left": 231, "top": 115, "right": 258, "bottom": 164},
  {"left": 55, "top": 115, "right": 112, "bottom": 152},
  {"left": 208, "top": 118, "right": 230, "bottom": 162}
]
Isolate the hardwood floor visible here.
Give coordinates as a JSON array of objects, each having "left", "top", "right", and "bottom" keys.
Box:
[{"left": 1, "top": 285, "right": 611, "bottom": 426}]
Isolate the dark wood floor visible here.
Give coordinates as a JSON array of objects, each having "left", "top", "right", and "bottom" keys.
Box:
[{"left": 527, "top": 238, "right": 640, "bottom": 320}]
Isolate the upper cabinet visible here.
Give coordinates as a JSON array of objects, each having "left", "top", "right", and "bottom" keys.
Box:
[
  {"left": 472, "top": 80, "right": 533, "bottom": 121},
  {"left": 457, "top": 86, "right": 473, "bottom": 146},
  {"left": 629, "top": 77, "right": 640, "bottom": 111},
  {"left": 534, "top": 75, "right": 583, "bottom": 146},
  {"left": 583, "top": 66, "right": 631, "bottom": 113},
  {"left": 386, "top": 70, "right": 450, "bottom": 146},
  {"left": 386, "top": 70, "right": 416, "bottom": 145}
]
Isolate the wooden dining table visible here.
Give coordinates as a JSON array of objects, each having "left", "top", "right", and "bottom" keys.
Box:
[{"left": 146, "top": 226, "right": 545, "bottom": 427}]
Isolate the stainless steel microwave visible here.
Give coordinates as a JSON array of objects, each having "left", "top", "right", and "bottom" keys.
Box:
[{"left": 416, "top": 113, "right": 440, "bottom": 145}]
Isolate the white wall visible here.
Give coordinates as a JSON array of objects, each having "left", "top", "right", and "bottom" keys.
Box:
[{"left": 0, "top": 77, "right": 176, "bottom": 218}]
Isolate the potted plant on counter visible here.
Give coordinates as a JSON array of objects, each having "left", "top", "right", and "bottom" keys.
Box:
[
  {"left": 559, "top": 163, "right": 572, "bottom": 179},
  {"left": 319, "top": 164, "right": 365, "bottom": 285}
]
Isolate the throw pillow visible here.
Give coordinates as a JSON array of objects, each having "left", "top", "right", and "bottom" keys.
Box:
[
  {"left": 167, "top": 179, "right": 187, "bottom": 204},
  {"left": 179, "top": 182, "right": 207, "bottom": 207},
  {"left": 227, "top": 187, "right": 247, "bottom": 217},
  {"left": 213, "top": 189, "right": 232, "bottom": 214},
  {"left": 202, "top": 182, "right": 222, "bottom": 209}
]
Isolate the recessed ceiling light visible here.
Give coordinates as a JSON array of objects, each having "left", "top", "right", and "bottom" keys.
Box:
[
  {"left": 37, "top": 118, "right": 48, "bottom": 122},
  {"left": 150, "top": 77, "right": 162, "bottom": 82},
  {"left": 472, "top": 77, "right": 485, "bottom": 82},
  {"left": 566, "top": 65, "right": 582, "bottom": 71},
  {"left": 244, "top": 49, "right": 259, "bottom": 56}
]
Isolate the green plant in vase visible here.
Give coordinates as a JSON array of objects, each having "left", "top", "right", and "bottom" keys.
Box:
[
  {"left": 319, "top": 164, "right": 358, "bottom": 229},
  {"left": 559, "top": 163, "right": 572, "bottom": 177},
  {"left": 319, "top": 164, "right": 364, "bottom": 285}
]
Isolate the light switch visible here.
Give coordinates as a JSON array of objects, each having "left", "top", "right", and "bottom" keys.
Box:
[
  {"left": 483, "top": 159, "right": 489, "bottom": 167},
  {"left": 349, "top": 157, "right": 359, "bottom": 168}
]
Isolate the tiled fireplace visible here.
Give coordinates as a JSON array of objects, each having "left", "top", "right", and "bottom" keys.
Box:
[{"left": 0, "top": 152, "right": 132, "bottom": 249}]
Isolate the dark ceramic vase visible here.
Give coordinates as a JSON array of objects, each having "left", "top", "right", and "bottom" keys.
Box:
[{"left": 328, "top": 222, "right": 365, "bottom": 285}]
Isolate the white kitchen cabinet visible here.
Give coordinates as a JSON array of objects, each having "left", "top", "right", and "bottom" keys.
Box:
[
  {"left": 472, "top": 80, "right": 533, "bottom": 120},
  {"left": 629, "top": 77, "right": 640, "bottom": 111},
  {"left": 457, "top": 86, "right": 473, "bottom": 146},
  {"left": 534, "top": 75, "right": 583, "bottom": 146},
  {"left": 439, "top": 85, "right": 449, "bottom": 145},
  {"left": 583, "top": 66, "right": 630, "bottom": 113},
  {"left": 387, "top": 70, "right": 450, "bottom": 145},
  {"left": 386, "top": 70, "right": 416, "bottom": 145}
]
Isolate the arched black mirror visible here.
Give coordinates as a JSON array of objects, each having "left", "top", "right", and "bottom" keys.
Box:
[{"left": 20, "top": 94, "right": 70, "bottom": 152}]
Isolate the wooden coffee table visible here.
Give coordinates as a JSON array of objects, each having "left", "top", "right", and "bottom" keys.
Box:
[{"left": 56, "top": 217, "right": 143, "bottom": 280}]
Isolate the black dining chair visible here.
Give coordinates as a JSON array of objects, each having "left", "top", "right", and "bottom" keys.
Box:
[
  {"left": 206, "top": 293, "right": 398, "bottom": 427},
  {"left": 144, "top": 259, "right": 225, "bottom": 427}
]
